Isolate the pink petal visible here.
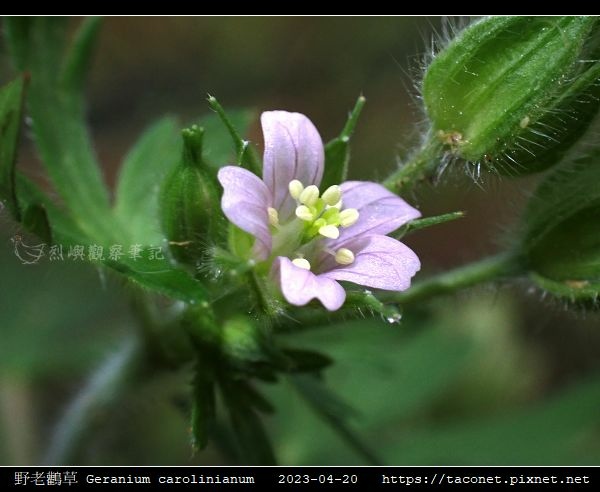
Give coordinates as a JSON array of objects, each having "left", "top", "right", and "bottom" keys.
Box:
[
  {"left": 322, "top": 235, "right": 420, "bottom": 291},
  {"left": 275, "top": 257, "right": 346, "bottom": 311},
  {"left": 331, "top": 181, "right": 421, "bottom": 248},
  {"left": 217, "top": 166, "right": 272, "bottom": 260},
  {"left": 261, "top": 111, "right": 324, "bottom": 220}
]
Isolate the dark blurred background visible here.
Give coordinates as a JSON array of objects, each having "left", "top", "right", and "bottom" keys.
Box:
[{"left": 1, "top": 17, "right": 599, "bottom": 465}]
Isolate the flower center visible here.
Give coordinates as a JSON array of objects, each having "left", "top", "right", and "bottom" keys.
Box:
[{"left": 268, "top": 180, "right": 359, "bottom": 271}]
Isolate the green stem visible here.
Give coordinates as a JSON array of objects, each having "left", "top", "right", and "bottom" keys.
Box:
[
  {"left": 43, "top": 337, "right": 147, "bottom": 464},
  {"left": 386, "top": 252, "right": 522, "bottom": 306},
  {"left": 277, "top": 254, "right": 523, "bottom": 333},
  {"left": 383, "top": 134, "right": 442, "bottom": 193}
]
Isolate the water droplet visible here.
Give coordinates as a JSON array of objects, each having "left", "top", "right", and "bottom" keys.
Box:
[{"left": 385, "top": 313, "right": 402, "bottom": 324}]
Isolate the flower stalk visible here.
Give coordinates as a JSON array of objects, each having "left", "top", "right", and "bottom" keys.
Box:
[{"left": 384, "top": 252, "right": 523, "bottom": 306}]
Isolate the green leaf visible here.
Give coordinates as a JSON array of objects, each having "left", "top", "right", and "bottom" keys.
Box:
[
  {"left": 16, "top": 174, "right": 87, "bottom": 245},
  {"left": 384, "top": 376, "right": 600, "bottom": 465},
  {"left": 290, "top": 374, "right": 381, "bottom": 465},
  {"left": 281, "top": 349, "right": 333, "bottom": 373},
  {"left": 286, "top": 318, "right": 472, "bottom": 426},
  {"left": 322, "top": 95, "right": 365, "bottom": 189},
  {"left": 4, "top": 20, "right": 213, "bottom": 303},
  {"left": 0, "top": 76, "right": 26, "bottom": 220},
  {"left": 60, "top": 17, "right": 102, "bottom": 92},
  {"left": 5, "top": 17, "right": 114, "bottom": 239},
  {"left": 22, "top": 204, "right": 52, "bottom": 244},
  {"left": 219, "top": 378, "right": 277, "bottom": 465},
  {"left": 191, "top": 361, "right": 216, "bottom": 451},
  {"left": 104, "top": 256, "right": 209, "bottom": 304},
  {"left": 114, "top": 117, "right": 181, "bottom": 245},
  {"left": 0, "top": 240, "right": 130, "bottom": 380},
  {"left": 17, "top": 175, "right": 209, "bottom": 303}
]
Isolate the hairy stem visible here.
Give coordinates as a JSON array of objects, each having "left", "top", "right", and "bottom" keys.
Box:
[
  {"left": 387, "top": 252, "right": 523, "bottom": 306},
  {"left": 383, "top": 135, "right": 442, "bottom": 193}
]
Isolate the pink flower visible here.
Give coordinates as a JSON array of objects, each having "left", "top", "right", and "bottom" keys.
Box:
[{"left": 217, "top": 111, "right": 421, "bottom": 311}]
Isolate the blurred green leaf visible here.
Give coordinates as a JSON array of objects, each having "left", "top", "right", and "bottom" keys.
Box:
[
  {"left": 21, "top": 203, "right": 52, "bottom": 244},
  {"left": 384, "top": 376, "right": 600, "bottom": 465},
  {"left": 322, "top": 95, "right": 365, "bottom": 188},
  {"left": 219, "top": 378, "right": 277, "bottom": 465},
  {"left": 5, "top": 17, "right": 113, "bottom": 239},
  {"left": 17, "top": 174, "right": 87, "bottom": 244},
  {"left": 0, "top": 246, "right": 129, "bottom": 379},
  {"left": 281, "top": 349, "right": 333, "bottom": 373},
  {"left": 287, "top": 319, "right": 472, "bottom": 426},
  {"left": 191, "top": 363, "right": 215, "bottom": 451},
  {"left": 290, "top": 374, "right": 381, "bottom": 464},
  {"left": 60, "top": 17, "right": 102, "bottom": 92},
  {"left": 0, "top": 76, "right": 26, "bottom": 221},
  {"left": 18, "top": 174, "right": 209, "bottom": 303},
  {"left": 114, "top": 117, "right": 181, "bottom": 245},
  {"left": 104, "top": 255, "right": 209, "bottom": 304}
]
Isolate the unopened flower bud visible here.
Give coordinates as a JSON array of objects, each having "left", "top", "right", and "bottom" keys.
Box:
[
  {"left": 423, "top": 16, "right": 600, "bottom": 175},
  {"left": 161, "top": 125, "right": 219, "bottom": 264}
]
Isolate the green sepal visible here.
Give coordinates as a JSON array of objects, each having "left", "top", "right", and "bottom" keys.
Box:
[{"left": 322, "top": 95, "right": 365, "bottom": 188}]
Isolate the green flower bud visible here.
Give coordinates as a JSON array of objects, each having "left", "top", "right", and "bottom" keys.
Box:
[
  {"left": 160, "top": 125, "right": 221, "bottom": 264},
  {"left": 221, "top": 316, "right": 267, "bottom": 364},
  {"left": 423, "top": 16, "right": 600, "bottom": 175},
  {"left": 521, "top": 149, "right": 600, "bottom": 305}
]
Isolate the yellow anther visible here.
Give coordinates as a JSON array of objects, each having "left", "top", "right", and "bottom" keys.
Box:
[
  {"left": 288, "top": 179, "right": 304, "bottom": 200},
  {"left": 321, "top": 185, "right": 342, "bottom": 207},
  {"left": 299, "top": 185, "right": 320, "bottom": 206},
  {"left": 318, "top": 225, "right": 340, "bottom": 239},
  {"left": 295, "top": 205, "right": 314, "bottom": 222},
  {"left": 292, "top": 258, "right": 311, "bottom": 270},
  {"left": 335, "top": 248, "right": 355, "bottom": 265},
  {"left": 267, "top": 207, "right": 279, "bottom": 226},
  {"left": 339, "top": 208, "right": 359, "bottom": 227}
]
